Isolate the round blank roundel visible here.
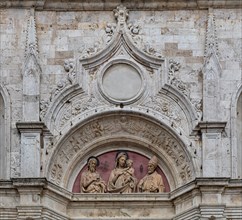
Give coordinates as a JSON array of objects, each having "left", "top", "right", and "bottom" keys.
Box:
[{"left": 102, "top": 63, "right": 142, "bottom": 102}]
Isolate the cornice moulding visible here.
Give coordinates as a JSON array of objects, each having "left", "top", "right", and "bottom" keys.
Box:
[
  {"left": 0, "top": 0, "right": 241, "bottom": 10},
  {"left": 193, "top": 121, "right": 227, "bottom": 134},
  {"left": 16, "top": 121, "right": 47, "bottom": 133}
]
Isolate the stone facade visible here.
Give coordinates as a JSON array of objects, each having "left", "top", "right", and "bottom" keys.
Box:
[{"left": 0, "top": 0, "right": 242, "bottom": 219}]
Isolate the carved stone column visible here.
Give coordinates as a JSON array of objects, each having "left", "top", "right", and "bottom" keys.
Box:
[{"left": 198, "top": 122, "right": 227, "bottom": 177}]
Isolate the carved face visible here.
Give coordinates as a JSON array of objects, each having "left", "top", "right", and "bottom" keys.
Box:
[
  {"left": 147, "top": 163, "right": 156, "bottom": 174},
  {"left": 88, "top": 159, "right": 97, "bottom": 172},
  {"left": 118, "top": 156, "right": 126, "bottom": 168},
  {"left": 126, "top": 159, "right": 133, "bottom": 168}
]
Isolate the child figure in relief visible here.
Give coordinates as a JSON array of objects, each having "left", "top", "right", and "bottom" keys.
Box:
[{"left": 123, "top": 159, "right": 137, "bottom": 190}]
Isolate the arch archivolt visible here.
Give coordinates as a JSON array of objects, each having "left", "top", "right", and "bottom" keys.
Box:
[
  {"left": 231, "top": 83, "right": 242, "bottom": 178},
  {"left": 0, "top": 85, "right": 11, "bottom": 179},
  {"left": 47, "top": 113, "right": 196, "bottom": 191},
  {"left": 45, "top": 88, "right": 192, "bottom": 139}
]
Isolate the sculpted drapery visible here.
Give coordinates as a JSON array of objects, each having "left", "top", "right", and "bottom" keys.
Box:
[
  {"left": 107, "top": 152, "right": 137, "bottom": 193},
  {"left": 80, "top": 156, "right": 106, "bottom": 193},
  {"left": 138, "top": 156, "right": 165, "bottom": 193},
  {"left": 80, "top": 153, "right": 165, "bottom": 193}
]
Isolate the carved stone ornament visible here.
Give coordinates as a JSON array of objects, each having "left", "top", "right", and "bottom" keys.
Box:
[
  {"left": 202, "top": 9, "right": 222, "bottom": 121},
  {"left": 41, "top": 5, "right": 166, "bottom": 123},
  {"left": 48, "top": 114, "right": 194, "bottom": 189},
  {"left": 40, "top": 58, "right": 77, "bottom": 121},
  {"left": 77, "top": 5, "right": 163, "bottom": 60},
  {"left": 168, "top": 59, "right": 190, "bottom": 98},
  {"left": 24, "top": 8, "right": 41, "bottom": 74},
  {"left": 141, "top": 94, "right": 189, "bottom": 134},
  {"left": 55, "top": 94, "right": 100, "bottom": 131},
  {"left": 51, "top": 59, "right": 76, "bottom": 101}
]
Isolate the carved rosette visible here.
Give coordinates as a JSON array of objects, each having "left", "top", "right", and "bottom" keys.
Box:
[{"left": 48, "top": 114, "right": 194, "bottom": 188}]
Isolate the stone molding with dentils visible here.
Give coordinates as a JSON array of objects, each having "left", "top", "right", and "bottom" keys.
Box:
[{"left": 47, "top": 113, "right": 198, "bottom": 190}]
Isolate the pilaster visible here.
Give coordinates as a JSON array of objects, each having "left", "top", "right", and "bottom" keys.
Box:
[
  {"left": 16, "top": 122, "right": 46, "bottom": 178},
  {"left": 198, "top": 122, "right": 227, "bottom": 177},
  {"left": 13, "top": 178, "right": 46, "bottom": 220}
]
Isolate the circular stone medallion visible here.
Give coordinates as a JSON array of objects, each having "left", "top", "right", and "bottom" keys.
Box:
[{"left": 101, "top": 63, "right": 143, "bottom": 103}]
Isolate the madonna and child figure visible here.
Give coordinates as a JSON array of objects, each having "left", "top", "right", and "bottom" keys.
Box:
[
  {"left": 80, "top": 153, "right": 165, "bottom": 193},
  {"left": 107, "top": 152, "right": 137, "bottom": 193}
]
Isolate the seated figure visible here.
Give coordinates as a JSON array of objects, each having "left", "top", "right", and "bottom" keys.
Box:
[{"left": 80, "top": 156, "right": 106, "bottom": 193}]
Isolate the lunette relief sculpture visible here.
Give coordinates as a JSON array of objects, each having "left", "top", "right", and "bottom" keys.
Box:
[
  {"left": 138, "top": 156, "right": 165, "bottom": 193},
  {"left": 79, "top": 152, "right": 166, "bottom": 193},
  {"left": 80, "top": 156, "right": 106, "bottom": 193},
  {"left": 107, "top": 152, "right": 137, "bottom": 193}
]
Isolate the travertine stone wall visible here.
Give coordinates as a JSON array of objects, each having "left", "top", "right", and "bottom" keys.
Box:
[{"left": 0, "top": 1, "right": 241, "bottom": 219}]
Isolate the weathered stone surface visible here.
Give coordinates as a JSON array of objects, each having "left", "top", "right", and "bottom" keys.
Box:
[{"left": 0, "top": 2, "right": 241, "bottom": 219}]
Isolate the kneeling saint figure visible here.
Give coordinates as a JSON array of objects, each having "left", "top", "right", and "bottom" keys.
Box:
[
  {"left": 80, "top": 156, "right": 106, "bottom": 193},
  {"left": 138, "top": 155, "right": 165, "bottom": 193}
]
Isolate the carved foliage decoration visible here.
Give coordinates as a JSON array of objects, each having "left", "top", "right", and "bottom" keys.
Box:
[
  {"left": 55, "top": 94, "right": 100, "bottom": 131},
  {"left": 168, "top": 59, "right": 202, "bottom": 120},
  {"left": 168, "top": 59, "right": 189, "bottom": 97},
  {"left": 48, "top": 115, "right": 194, "bottom": 187},
  {"left": 141, "top": 95, "right": 188, "bottom": 133},
  {"left": 78, "top": 5, "right": 163, "bottom": 60},
  {"left": 41, "top": 5, "right": 165, "bottom": 122},
  {"left": 40, "top": 58, "right": 77, "bottom": 121}
]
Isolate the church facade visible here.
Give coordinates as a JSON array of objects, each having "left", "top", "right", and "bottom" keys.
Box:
[{"left": 0, "top": 0, "right": 242, "bottom": 219}]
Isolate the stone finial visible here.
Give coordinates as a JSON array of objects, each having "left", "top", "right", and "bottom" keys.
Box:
[
  {"left": 25, "top": 8, "right": 39, "bottom": 58},
  {"left": 113, "top": 5, "right": 129, "bottom": 25},
  {"left": 205, "top": 9, "right": 219, "bottom": 57},
  {"left": 23, "top": 8, "right": 41, "bottom": 74}
]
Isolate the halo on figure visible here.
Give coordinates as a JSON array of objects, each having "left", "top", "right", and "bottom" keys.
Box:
[{"left": 87, "top": 156, "right": 100, "bottom": 166}]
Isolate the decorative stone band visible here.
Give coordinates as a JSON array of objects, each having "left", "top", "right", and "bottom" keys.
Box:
[{"left": 1, "top": 1, "right": 241, "bottom": 10}]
